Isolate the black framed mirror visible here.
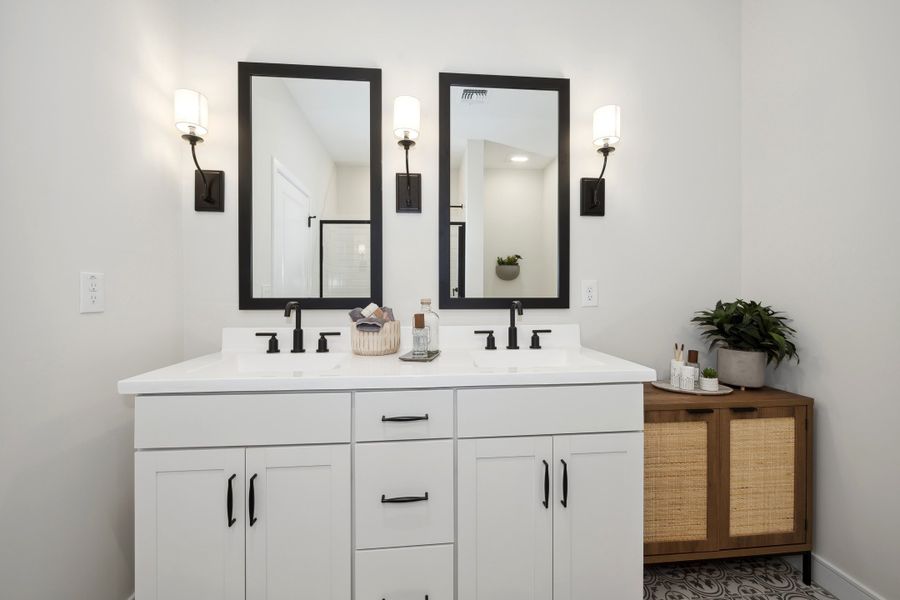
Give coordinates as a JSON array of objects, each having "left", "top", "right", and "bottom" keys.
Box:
[
  {"left": 439, "top": 72, "right": 569, "bottom": 309},
  {"left": 238, "top": 62, "right": 382, "bottom": 309}
]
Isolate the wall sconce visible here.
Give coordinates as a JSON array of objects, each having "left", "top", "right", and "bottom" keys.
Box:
[
  {"left": 175, "top": 89, "right": 224, "bottom": 212},
  {"left": 580, "top": 104, "right": 620, "bottom": 217},
  {"left": 393, "top": 95, "right": 422, "bottom": 213}
]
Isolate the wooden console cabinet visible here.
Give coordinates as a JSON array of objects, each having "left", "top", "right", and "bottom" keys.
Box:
[{"left": 643, "top": 384, "right": 813, "bottom": 584}]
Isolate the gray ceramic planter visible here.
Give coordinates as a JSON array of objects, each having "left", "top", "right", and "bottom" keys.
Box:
[
  {"left": 717, "top": 348, "right": 767, "bottom": 388},
  {"left": 495, "top": 264, "right": 520, "bottom": 281}
]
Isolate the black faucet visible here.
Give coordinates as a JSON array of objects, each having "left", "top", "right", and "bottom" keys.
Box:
[
  {"left": 507, "top": 300, "right": 524, "bottom": 349},
  {"left": 284, "top": 301, "right": 304, "bottom": 353}
]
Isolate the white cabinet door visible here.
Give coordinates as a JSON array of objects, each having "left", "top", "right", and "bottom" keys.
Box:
[
  {"left": 553, "top": 433, "right": 643, "bottom": 600},
  {"left": 135, "top": 448, "right": 245, "bottom": 600},
  {"left": 246, "top": 445, "right": 351, "bottom": 600},
  {"left": 457, "top": 437, "right": 553, "bottom": 600}
]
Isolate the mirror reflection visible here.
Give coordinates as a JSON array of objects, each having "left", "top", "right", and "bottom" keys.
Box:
[
  {"left": 447, "top": 85, "right": 559, "bottom": 299},
  {"left": 251, "top": 76, "right": 371, "bottom": 299}
]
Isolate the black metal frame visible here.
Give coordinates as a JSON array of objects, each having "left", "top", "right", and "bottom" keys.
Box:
[
  {"left": 450, "top": 221, "right": 466, "bottom": 298},
  {"left": 438, "top": 72, "right": 570, "bottom": 309},
  {"left": 238, "top": 62, "right": 382, "bottom": 310},
  {"left": 318, "top": 219, "right": 372, "bottom": 298}
]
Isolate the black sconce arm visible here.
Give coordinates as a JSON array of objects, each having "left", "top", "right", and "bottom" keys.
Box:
[
  {"left": 184, "top": 135, "right": 212, "bottom": 203},
  {"left": 593, "top": 146, "right": 615, "bottom": 208},
  {"left": 399, "top": 138, "right": 415, "bottom": 207}
]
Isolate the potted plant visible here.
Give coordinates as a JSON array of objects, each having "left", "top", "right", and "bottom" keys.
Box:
[
  {"left": 699, "top": 367, "right": 719, "bottom": 392},
  {"left": 496, "top": 254, "right": 523, "bottom": 281},
  {"left": 692, "top": 299, "right": 798, "bottom": 388}
]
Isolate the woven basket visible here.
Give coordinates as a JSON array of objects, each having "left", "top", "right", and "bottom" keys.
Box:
[{"left": 350, "top": 320, "right": 400, "bottom": 356}]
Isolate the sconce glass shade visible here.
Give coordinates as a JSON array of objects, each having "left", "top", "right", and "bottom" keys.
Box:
[
  {"left": 393, "top": 96, "right": 421, "bottom": 140},
  {"left": 592, "top": 105, "right": 620, "bottom": 147},
  {"left": 174, "top": 89, "right": 209, "bottom": 137}
]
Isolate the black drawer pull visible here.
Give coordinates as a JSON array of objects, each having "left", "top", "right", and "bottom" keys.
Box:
[
  {"left": 249, "top": 474, "right": 258, "bottom": 527},
  {"left": 226, "top": 474, "right": 237, "bottom": 527},
  {"left": 542, "top": 460, "right": 550, "bottom": 508},
  {"left": 561, "top": 459, "right": 569, "bottom": 508},
  {"left": 381, "top": 492, "right": 429, "bottom": 503},
  {"left": 381, "top": 414, "right": 429, "bottom": 422},
  {"left": 686, "top": 408, "right": 714, "bottom": 414},
  {"left": 383, "top": 596, "right": 428, "bottom": 600},
  {"left": 731, "top": 406, "right": 759, "bottom": 413}
]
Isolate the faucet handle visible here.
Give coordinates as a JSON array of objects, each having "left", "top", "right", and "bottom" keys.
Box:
[
  {"left": 529, "top": 329, "right": 552, "bottom": 350},
  {"left": 316, "top": 331, "right": 341, "bottom": 353},
  {"left": 474, "top": 330, "right": 497, "bottom": 350},
  {"left": 255, "top": 332, "right": 280, "bottom": 354}
]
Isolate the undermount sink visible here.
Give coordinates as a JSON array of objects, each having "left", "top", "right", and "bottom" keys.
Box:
[
  {"left": 237, "top": 352, "right": 349, "bottom": 374},
  {"left": 470, "top": 349, "right": 582, "bottom": 369}
]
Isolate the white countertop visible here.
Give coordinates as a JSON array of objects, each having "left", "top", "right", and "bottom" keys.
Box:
[{"left": 118, "top": 324, "right": 656, "bottom": 395}]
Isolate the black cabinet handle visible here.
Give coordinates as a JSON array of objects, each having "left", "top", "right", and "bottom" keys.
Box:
[
  {"left": 383, "top": 596, "right": 428, "bottom": 600},
  {"left": 731, "top": 406, "right": 758, "bottom": 413},
  {"left": 560, "top": 459, "right": 569, "bottom": 508},
  {"left": 249, "top": 474, "right": 258, "bottom": 527},
  {"left": 542, "top": 460, "right": 550, "bottom": 508},
  {"left": 381, "top": 414, "right": 429, "bottom": 422},
  {"left": 226, "top": 474, "right": 237, "bottom": 527},
  {"left": 687, "top": 408, "right": 714, "bottom": 414},
  {"left": 381, "top": 492, "right": 429, "bottom": 503}
]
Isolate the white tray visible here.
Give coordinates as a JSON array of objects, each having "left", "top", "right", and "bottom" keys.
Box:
[{"left": 650, "top": 380, "right": 734, "bottom": 396}]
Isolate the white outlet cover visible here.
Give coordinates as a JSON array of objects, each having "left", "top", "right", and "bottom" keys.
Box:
[
  {"left": 80, "top": 272, "right": 105, "bottom": 313},
  {"left": 581, "top": 279, "right": 599, "bottom": 307}
]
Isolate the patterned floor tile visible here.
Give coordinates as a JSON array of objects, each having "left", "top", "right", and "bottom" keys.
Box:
[{"left": 643, "top": 557, "right": 838, "bottom": 599}]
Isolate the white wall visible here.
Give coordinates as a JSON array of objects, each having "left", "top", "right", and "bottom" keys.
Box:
[
  {"left": 177, "top": 0, "right": 743, "bottom": 372},
  {"left": 0, "top": 1, "right": 184, "bottom": 599},
  {"left": 741, "top": 1, "right": 900, "bottom": 597},
  {"left": 330, "top": 165, "right": 371, "bottom": 219},
  {"left": 482, "top": 167, "right": 556, "bottom": 297}
]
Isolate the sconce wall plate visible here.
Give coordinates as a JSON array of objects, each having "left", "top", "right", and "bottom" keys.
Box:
[
  {"left": 195, "top": 170, "right": 224, "bottom": 212},
  {"left": 396, "top": 173, "right": 422, "bottom": 213},
  {"left": 580, "top": 177, "right": 605, "bottom": 216}
]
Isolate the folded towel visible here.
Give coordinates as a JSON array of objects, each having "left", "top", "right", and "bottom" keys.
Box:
[
  {"left": 349, "top": 305, "right": 396, "bottom": 331},
  {"left": 356, "top": 316, "right": 385, "bottom": 332}
]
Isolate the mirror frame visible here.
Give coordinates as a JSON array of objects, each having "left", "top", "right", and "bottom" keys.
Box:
[
  {"left": 438, "top": 72, "right": 570, "bottom": 309},
  {"left": 238, "top": 62, "right": 383, "bottom": 309}
]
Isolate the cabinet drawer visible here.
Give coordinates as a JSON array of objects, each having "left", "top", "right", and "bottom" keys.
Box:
[
  {"left": 355, "top": 390, "right": 453, "bottom": 442},
  {"left": 457, "top": 384, "right": 642, "bottom": 438},
  {"left": 135, "top": 393, "right": 350, "bottom": 449},
  {"left": 356, "top": 545, "right": 453, "bottom": 600},
  {"left": 355, "top": 440, "right": 454, "bottom": 549}
]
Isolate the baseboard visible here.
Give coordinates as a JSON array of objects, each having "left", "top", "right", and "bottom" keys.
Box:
[{"left": 785, "top": 554, "right": 886, "bottom": 600}]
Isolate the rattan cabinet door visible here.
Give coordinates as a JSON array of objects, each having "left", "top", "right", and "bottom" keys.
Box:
[
  {"left": 644, "top": 409, "right": 719, "bottom": 556},
  {"left": 720, "top": 405, "right": 808, "bottom": 549}
]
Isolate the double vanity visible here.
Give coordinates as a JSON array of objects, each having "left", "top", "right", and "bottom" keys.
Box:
[
  {"left": 124, "top": 59, "right": 655, "bottom": 599},
  {"left": 120, "top": 324, "right": 655, "bottom": 599}
]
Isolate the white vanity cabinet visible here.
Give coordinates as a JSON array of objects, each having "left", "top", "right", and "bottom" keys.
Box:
[{"left": 131, "top": 382, "right": 646, "bottom": 600}]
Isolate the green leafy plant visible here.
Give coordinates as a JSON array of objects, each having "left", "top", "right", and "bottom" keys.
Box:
[
  {"left": 701, "top": 367, "right": 718, "bottom": 379},
  {"left": 692, "top": 299, "right": 798, "bottom": 366},
  {"left": 497, "top": 254, "right": 523, "bottom": 266}
]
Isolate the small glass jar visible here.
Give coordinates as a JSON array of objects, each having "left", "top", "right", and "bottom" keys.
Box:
[
  {"left": 412, "top": 313, "right": 430, "bottom": 357},
  {"left": 420, "top": 298, "right": 440, "bottom": 352}
]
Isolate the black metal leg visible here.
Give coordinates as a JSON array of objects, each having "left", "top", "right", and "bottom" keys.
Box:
[{"left": 802, "top": 551, "right": 812, "bottom": 586}]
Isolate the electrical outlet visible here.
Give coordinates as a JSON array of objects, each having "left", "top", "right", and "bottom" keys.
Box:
[
  {"left": 581, "top": 279, "right": 599, "bottom": 307},
  {"left": 80, "top": 272, "right": 105, "bottom": 313}
]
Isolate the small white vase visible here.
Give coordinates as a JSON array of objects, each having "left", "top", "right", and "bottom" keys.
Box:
[{"left": 699, "top": 377, "right": 719, "bottom": 392}]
